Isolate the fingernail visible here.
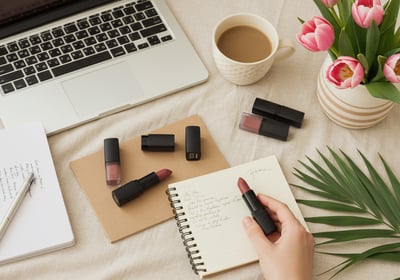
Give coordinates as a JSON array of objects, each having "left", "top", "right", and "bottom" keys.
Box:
[{"left": 242, "top": 216, "right": 253, "bottom": 228}]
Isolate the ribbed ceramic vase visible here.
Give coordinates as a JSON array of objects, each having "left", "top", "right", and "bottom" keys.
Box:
[{"left": 317, "top": 57, "right": 394, "bottom": 129}]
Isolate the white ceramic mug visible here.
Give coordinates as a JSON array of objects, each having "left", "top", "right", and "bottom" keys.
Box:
[{"left": 212, "top": 13, "right": 296, "bottom": 85}]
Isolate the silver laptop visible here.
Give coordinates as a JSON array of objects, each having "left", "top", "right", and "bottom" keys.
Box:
[{"left": 0, "top": 0, "right": 208, "bottom": 134}]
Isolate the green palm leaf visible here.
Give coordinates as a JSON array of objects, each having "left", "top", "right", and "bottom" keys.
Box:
[{"left": 292, "top": 148, "right": 400, "bottom": 278}]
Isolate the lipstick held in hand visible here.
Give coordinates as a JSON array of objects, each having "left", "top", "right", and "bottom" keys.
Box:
[
  {"left": 237, "top": 177, "right": 277, "bottom": 235},
  {"left": 112, "top": 169, "right": 172, "bottom": 206}
]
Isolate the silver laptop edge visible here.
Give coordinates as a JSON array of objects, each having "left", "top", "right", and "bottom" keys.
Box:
[{"left": 0, "top": 0, "right": 208, "bottom": 135}]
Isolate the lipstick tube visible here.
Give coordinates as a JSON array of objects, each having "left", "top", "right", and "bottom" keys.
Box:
[
  {"left": 112, "top": 169, "right": 172, "bottom": 206},
  {"left": 239, "top": 112, "right": 289, "bottom": 141},
  {"left": 104, "top": 138, "right": 121, "bottom": 186},
  {"left": 252, "top": 97, "right": 305, "bottom": 128},
  {"left": 237, "top": 177, "right": 276, "bottom": 235}
]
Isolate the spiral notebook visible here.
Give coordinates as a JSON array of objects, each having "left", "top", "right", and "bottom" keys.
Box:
[{"left": 166, "top": 156, "right": 307, "bottom": 278}]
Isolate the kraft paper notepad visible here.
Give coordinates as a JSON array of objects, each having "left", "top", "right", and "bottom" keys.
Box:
[
  {"left": 0, "top": 122, "right": 74, "bottom": 264},
  {"left": 166, "top": 155, "right": 307, "bottom": 278},
  {"left": 70, "top": 115, "right": 229, "bottom": 243}
]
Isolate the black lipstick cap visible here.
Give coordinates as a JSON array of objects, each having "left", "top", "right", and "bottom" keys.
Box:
[
  {"left": 252, "top": 98, "right": 305, "bottom": 128},
  {"left": 259, "top": 116, "right": 289, "bottom": 141},
  {"left": 185, "top": 126, "right": 201, "bottom": 161},
  {"left": 141, "top": 134, "right": 175, "bottom": 151},
  {"left": 104, "top": 138, "right": 120, "bottom": 163}
]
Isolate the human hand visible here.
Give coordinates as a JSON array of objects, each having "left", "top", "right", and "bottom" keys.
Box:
[{"left": 242, "top": 194, "right": 314, "bottom": 280}]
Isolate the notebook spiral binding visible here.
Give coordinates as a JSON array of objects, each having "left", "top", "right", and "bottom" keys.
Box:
[{"left": 166, "top": 187, "right": 207, "bottom": 274}]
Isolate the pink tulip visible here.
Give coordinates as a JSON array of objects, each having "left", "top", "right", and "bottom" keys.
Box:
[
  {"left": 296, "top": 16, "right": 335, "bottom": 52},
  {"left": 321, "top": 0, "right": 338, "bottom": 8},
  {"left": 352, "top": 0, "right": 384, "bottom": 28},
  {"left": 326, "top": 56, "right": 365, "bottom": 89},
  {"left": 383, "top": 54, "right": 400, "bottom": 83}
]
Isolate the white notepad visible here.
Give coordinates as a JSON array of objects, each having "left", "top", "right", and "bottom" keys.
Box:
[
  {"left": 166, "top": 155, "right": 307, "bottom": 278},
  {"left": 0, "top": 122, "right": 74, "bottom": 264}
]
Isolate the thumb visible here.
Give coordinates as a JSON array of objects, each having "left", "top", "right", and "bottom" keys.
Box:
[{"left": 242, "top": 216, "right": 272, "bottom": 254}]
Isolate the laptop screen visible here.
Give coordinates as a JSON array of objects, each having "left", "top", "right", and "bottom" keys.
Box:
[
  {"left": 0, "top": 1, "right": 72, "bottom": 25},
  {"left": 0, "top": 0, "right": 113, "bottom": 39}
]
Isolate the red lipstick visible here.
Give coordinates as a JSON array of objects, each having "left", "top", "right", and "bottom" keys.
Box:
[
  {"left": 237, "top": 177, "right": 276, "bottom": 235},
  {"left": 112, "top": 169, "right": 172, "bottom": 206}
]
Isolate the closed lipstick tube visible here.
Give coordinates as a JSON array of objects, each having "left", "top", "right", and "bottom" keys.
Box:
[
  {"left": 104, "top": 138, "right": 121, "bottom": 186},
  {"left": 252, "top": 97, "right": 305, "bottom": 128},
  {"left": 239, "top": 112, "right": 289, "bottom": 141},
  {"left": 237, "top": 177, "right": 276, "bottom": 235}
]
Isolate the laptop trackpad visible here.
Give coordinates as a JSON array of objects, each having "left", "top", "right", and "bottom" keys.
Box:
[{"left": 62, "top": 62, "right": 143, "bottom": 117}]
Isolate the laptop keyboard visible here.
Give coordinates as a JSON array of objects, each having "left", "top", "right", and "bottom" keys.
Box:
[{"left": 0, "top": 0, "right": 173, "bottom": 95}]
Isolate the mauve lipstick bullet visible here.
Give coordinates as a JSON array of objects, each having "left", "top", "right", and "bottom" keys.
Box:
[{"left": 104, "top": 138, "right": 121, "bottom": 186}]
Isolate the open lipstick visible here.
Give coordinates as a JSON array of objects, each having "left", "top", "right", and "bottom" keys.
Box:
[
  {"left": 237, "top": 177, "right": 276, "bottom": 235},
  {"left": 112, "top": 169, "right": 172, "bottom": 206}
]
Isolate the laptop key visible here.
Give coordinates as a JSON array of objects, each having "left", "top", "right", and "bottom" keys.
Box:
[
  {"left": 14, "top": 79, "right": 27, "bottom": 89},
  {"left": 52, "top": 51, "right": 112, "bottom": 77},
  {"left": 59, "top": 54, "right": 72, "bottom": 64},
  {"left": 14, "top": 60, "right": 26, "bottom": 69},
  {"left": 142, "top": 16, "right": 162, "bottom": 28},
  {"left": 88, "top": 26, "right": 101, "bottom": 35},
  {"left": 110, "top": 47, "right": 125, "bottom": 57},
  {"left": 145, "top": 8, "right": 158, "bottom": 18},
  {"left": 77, "top": 20, "right": 90, "bottom": 30},
  {"left": 23, "top": 66, "right": 36, "bottom": 75},
  {"left": 161, "top": 35, "right": 173, "bottom": 42},
  {"left": 124, "top": 43, "right": 137, "bottom": 53},
  {"left": 0, "top": 57, "right": 7, "bottom": 65},
  {"left": 0, "top": 64, "right": 14, "bottom": 75},
  {"left": 135, "top": 1, "right": 153, "bottom": 11},
  {"left": 71, "top": 50, "right": 84, "bottom": 60},
  {"left": 53, "top": 38, "right": 65, "bottom": 47},
  {"left": 2, "top": 83, "right": 14, "bottom": 93},
  {"left": 35, "top": 62, "right": 48, "bottom": 72},
  {"left": 147, "top": 35, "right": 161, "bottom": 46},
  {"left": 26, "top": 56, "right": 38, "bottom": 65},
  {"left": 64, "top": 24, "right": 78, "bottom": 34},
  {"left": 29, "top": 36, "right": 42, "bottom": 45},
  {"left": 0, "top": 70, "right": 24, "bottom": 84},
  {"left": 140, "top": 24, "right": 167, "bottom": 38},
  {"left": 18, "top": 39, "right": 31, "bottom": 49},
  {"left": 83, "top": 47, "right": 95, "bottom": 56},
  {"left": 7, "top": 43, "right": 19, "bottom": 52},
  {"left": 38, "top": 71, "right": 53, "bottom": 82},
  {"left": 0, "top": 46, "right": 8, "bottom": 56},
  {"left": 47, "top": 58, "right": 60, "bottom": 67},
  {"left": 41, "top": 32, "right": 53, "bottom": 42},
  {"left": 6, "top": 53, "right": 18, "bottom": 62},
  {"left": 89, "top": 17, "right": 102, "bottom": 26},
  {"left": 52, "top": 28, "right": 65, "bottom": 38},
  {"left": 25, "top": 75, "right": 39, "bottom": 85},
  {"left": 138, "top": 42, "right": 149, "bottom": 49},
  {"left": 94, "top": 43, "right": 107, "bottom": 52}
]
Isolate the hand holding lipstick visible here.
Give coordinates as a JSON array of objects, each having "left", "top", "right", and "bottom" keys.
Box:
[{"left": 242, "top": 194, "right": 314, "bottom": 280}]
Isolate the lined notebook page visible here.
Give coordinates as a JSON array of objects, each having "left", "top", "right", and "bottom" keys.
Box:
[
  {"left": 0, "top": 122, "right": 74, "bottom": 264},
  {"left": 168, "top": 156, "right": 307, "bottom": 278}
]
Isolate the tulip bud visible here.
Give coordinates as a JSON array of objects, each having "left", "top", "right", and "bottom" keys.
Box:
[
  {"left": 352, "top": 0, "right": 384, "bottom": 28},
  {"left": 296, "top": 16, "right": 335, "bottom": 52},
  {"left": 321, "top": 0, "right": 338, "bottom": 8}
]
